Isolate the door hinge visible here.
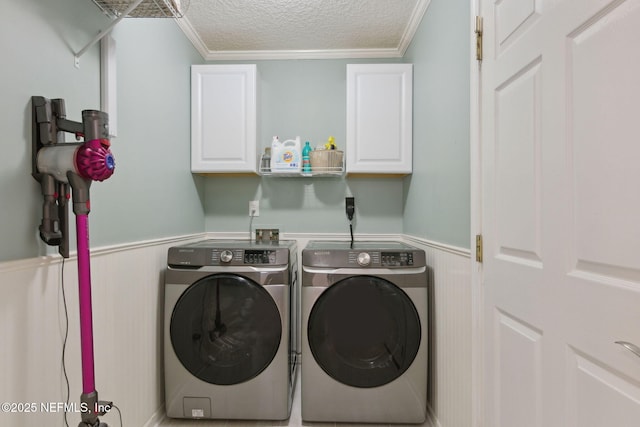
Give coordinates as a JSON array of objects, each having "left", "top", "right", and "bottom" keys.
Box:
[
  {"left": 475, "top": 234, "right": 483, "bottom": 263},
  {"left": 475, "top": 16, "right": 483, "bottom": 61}
]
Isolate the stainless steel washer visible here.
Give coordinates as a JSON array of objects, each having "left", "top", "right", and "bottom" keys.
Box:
[
  {"left": 301, "top": 240, "right": 428, "bottom": 424},
  {"left": 164, "top": 239, "right": 298, "bottom": 420}
]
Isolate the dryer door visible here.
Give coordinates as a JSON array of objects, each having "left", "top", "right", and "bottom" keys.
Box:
[
  {"left": 170, "top": 273, "right": 282, "bottom": 385},
  {"left": 308, "top": 275, "right": 421, "bottom": 388}
]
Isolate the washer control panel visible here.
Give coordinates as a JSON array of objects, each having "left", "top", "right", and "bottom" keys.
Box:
[
  {"left": 168, "top": 240, "right": 295, "bottom": 268},
  {"left": 211, "top": 249, "right": 244, "bottom": 264},
  {"left": 244, "top": 249, "right": 277, "bottom": 264},
  {"left": 346, "top": 251, "right": 415, "bottom": 267},
  {"left": 210, "top": 249, "right": 279, "bottom": 265}
]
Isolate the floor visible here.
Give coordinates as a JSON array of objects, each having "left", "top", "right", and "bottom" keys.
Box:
[{"left": 156, "top": 373, "right": 434, "bottom": 427}]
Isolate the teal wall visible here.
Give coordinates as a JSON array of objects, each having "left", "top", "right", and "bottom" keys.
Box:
[
  {"left": 0, "top": 0, "right": 470, "bottom": 262},
  {"left": 202, "top": 59, "right": 405, "bottom": 236},
  {"left": 1, "top": 0, "right": 103, "bottom": 261},
  {"left": 100, "top": 19, "right": 205, "bottom": 246},
  {"left": 403, "top": 0, "right": 471, "bottom": 248},
  {"left": 202, "top": 0, "right": 471, "bottom": 248},
  {"left": 0, "top": 0, "right": 205, "bottom": 262}
]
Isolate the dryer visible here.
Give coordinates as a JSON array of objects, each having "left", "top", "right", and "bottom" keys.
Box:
[
  {"left": 301, "top": 240, "right": 428, "bottom": 424},
  {"left": 164, "top": 239, "right": 298, "bottom": 420}
]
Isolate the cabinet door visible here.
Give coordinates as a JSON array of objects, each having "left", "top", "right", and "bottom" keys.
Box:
[
  {"left": 346, "top": 64, "right": 413, "bottom": 174},
  {"left": 191, "top": 64, "right": 257, "bottom": 173}
]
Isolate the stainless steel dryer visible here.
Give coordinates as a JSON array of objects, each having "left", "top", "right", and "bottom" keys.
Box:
[
  {"left": 301, "top": 240, "right": 428, "bottom": 424},
  {"left": 164, "top": 239, "right": 298, "bottom": 420}
]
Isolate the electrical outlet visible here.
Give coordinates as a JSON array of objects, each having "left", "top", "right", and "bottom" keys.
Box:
[{"left": 249, "top": 200, "right": 259, "bottom": 217}]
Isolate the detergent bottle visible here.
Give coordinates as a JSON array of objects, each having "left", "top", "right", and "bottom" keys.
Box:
[
  {"left": 302, "top": 141, "right": 312, "bottom": 173},
  {"left": 271, "top": 136, "right": 302, "bottom": 173}
]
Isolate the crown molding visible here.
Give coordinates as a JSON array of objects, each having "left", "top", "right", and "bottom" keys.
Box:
[
  {"left": 202, "top": 48, "right": 404, "bottom": 61},
  {"left": 174, "top": 0, "right": 431, "bottom": 61},
  {"left": 398, "top": 0, "right": 431, "bottom": 56}
]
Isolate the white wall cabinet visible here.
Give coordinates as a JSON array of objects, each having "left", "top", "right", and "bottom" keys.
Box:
[
  {"left": 191, "top": 64, "right": 257, "bottom": 173},
  {"left": 346, "top": 64, "right": 413, "bottom": 174}
]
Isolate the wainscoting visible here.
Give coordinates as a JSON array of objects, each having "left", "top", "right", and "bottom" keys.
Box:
[
  {"left": 0, "top": 234, "right": 205, "bottom": 427},
  {"left": 404, "top": 236, "right": 472, "bottom": 427},
  {"left": 0, "top": 233, "right": 471, "bottom": 427}
]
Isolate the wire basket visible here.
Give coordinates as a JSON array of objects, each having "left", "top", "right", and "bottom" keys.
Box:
[
  {"left": 91, "top": 0, "right": 189, "bottom": 18},
  {"left": 309, "top": 150, "right": 344, "bottom": 175}
]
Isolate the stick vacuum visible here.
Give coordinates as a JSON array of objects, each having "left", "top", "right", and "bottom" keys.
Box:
[{"left": 32, "top": 96, "right": 115, "bottom": 427}]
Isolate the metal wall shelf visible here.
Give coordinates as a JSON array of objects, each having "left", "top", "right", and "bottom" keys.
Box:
[
  {"left": 92, "top": 0, "right": 186, "bottom": 18},
  {"left": 75, "top": 0, "right": 188, "bottom": 66},
  {"left": 259, "top": 156, "right": 344, "bottom": 177}
]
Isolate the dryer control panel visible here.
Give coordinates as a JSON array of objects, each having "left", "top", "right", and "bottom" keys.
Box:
[
  {"left": 302, "top": 241, "right": 426, "bottom": 269},
  {"left": 381, "top": 251, "right": 415, "bottom": 267},
  {"left": 347, "top": 251, "right": 415, "bottom": 267}
]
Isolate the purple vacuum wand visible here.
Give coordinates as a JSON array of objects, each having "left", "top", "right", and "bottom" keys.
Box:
[{"left": 32, "top": 96, "right": 115, "bottom": 427}]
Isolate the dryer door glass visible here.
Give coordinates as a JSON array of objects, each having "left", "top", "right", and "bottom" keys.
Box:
[
  {"left": 307, "top": 275, "right": 421, "bottom": 388},
  {"left": 170, "top": 273, "right": 282, "bottom": 385}
]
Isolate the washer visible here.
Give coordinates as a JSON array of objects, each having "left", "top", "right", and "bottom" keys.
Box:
[
  {"left": 164, "top": 239, "right": 298, "bottom": 420},
  {"left": 301, "top": 240, "right": 428, "bottom": 424}
]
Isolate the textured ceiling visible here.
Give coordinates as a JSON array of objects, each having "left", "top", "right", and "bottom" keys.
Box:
[{"left": 175, "top": 0, "right": 429, "bottom": 60}]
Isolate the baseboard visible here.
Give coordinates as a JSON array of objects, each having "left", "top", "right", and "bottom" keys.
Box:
[
  {"left": 427, "top": 403, "right": 443, "bottom": 427},
  {"left": 143, "top": 405, "right": 167, "bottom": 427}
]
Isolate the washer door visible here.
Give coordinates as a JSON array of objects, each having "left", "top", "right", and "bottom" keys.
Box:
[
  {"left": 308, "top": 275, "right": 421, "bottom": 388},
  {"left": 170, "top": 273, "right": 282, "bottom": 385}
]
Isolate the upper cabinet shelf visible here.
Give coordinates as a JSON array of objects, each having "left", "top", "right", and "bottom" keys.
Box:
[{"left": 346, "top": 64, "right": 413, "bottom": 175}]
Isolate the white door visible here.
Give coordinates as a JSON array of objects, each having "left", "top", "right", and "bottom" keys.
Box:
[{"left": 481, "top": 0, "right": 640, "bottom": 426}]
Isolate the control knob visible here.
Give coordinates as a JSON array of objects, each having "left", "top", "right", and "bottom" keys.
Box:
[
  {"left": 220, "top": 250, "right": 233, "bottom": 263},
  {"left": 357, "top": 252, "right": 371, "bottom": 266}
]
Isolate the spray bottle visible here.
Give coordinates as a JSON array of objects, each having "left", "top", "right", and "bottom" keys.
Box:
[{"left": 302, "top": 141, "right": 312, "bottom": 173}]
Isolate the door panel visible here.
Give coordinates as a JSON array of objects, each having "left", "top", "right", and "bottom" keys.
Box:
[
  {"left": 495, "top": 57, "right": 542, "bottom": 265},
  {"left": 495, "top": 0, "right": 541, "bottom": 53},
  {"left": 494, "top": 310, "right": 542, "bottom": 427},
  {"left": 482, "top": 0, "right": 640, "bottom": 425},
  {"left": 568, "top": 348, "right": 640, "bottom": 427},
  {"left": 568, "top": 1, "right": 640, "bottom": 280}
]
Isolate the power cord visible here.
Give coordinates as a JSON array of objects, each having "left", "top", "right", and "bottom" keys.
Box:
[
  {"left": 249, "top": 209, "right": 256, "bottom": 241},
  {"left": 61, "top": 257, "right": 70, "bottom": 427},
  {"left": 349, "top": 223, "right": 354, "bottom": 248},
  {"left": 111, "top": 404, "right": 124, "bottom": 426},
  {"left": 346, "top": 197, "right": 355, "bottom": 248}
]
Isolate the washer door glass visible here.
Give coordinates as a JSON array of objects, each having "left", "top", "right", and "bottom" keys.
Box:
[
  {"left": 170, "top": 273, "right": 282, "bottom": 385},
  {"left": 308, "top": 275, "right": 421, "bottom": 388}
]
